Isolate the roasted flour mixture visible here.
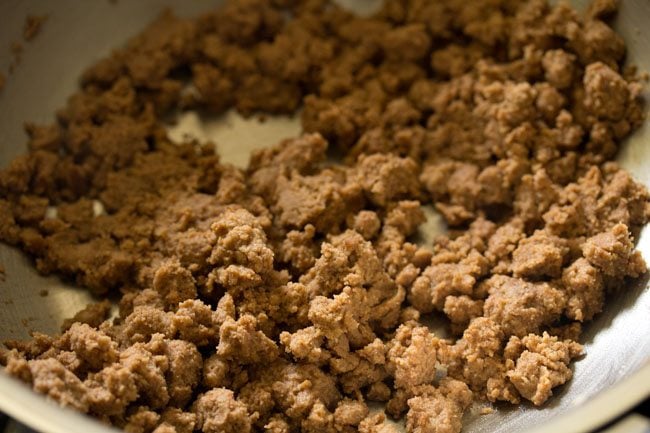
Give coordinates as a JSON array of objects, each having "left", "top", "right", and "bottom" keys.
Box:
[{"left": 1, "top": 0, "right": 649, "bottom": 432}]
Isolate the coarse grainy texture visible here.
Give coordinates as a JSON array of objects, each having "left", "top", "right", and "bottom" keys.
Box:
[{"left": 0, "top": 0, "right": 649, "bottom": 432}]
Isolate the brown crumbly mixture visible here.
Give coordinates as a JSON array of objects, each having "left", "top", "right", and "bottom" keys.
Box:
[{"left": 1, "top": 0, "right": 649, "bottom": 432}]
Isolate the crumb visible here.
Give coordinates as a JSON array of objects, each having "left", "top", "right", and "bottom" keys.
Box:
[
  {"left": 39, "top": 289, "right": 49, "bottom": 297},
  {"left": 9, "top": 41, "right": 23, "bottom": 73},
  {"left": 23, "top": 15, "right": 47, "bottom": 42}
]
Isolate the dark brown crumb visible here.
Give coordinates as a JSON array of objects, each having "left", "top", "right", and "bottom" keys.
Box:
[
  {"left": 39, "top": 289, "right": 49, "bottom": 297},
  {"left": 9, "top": 42, "right": 23, "bottom": 73},
  {"left": 20, "top": 318, "right": 35, "bottom": 327},
  {"left": 23, "top": 15, "right": 47, "bottom": 42}
]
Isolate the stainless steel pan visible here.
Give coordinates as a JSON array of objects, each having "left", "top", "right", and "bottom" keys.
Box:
[{"left": 0, "top": 1, "right": 649, "bottom": 432}]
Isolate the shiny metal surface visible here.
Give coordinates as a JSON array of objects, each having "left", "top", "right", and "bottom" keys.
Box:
[{"left": 0, "top": 1, "right": 649, "bottom": 432}]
